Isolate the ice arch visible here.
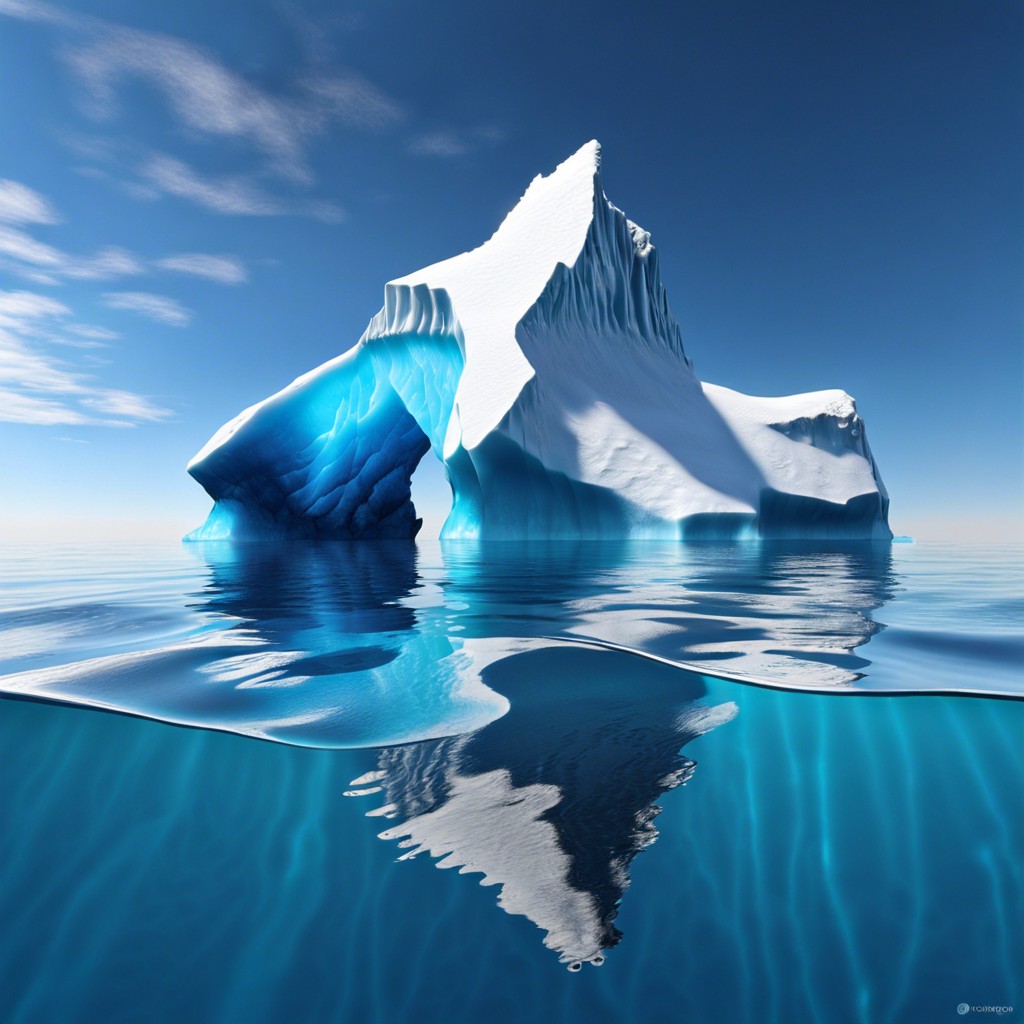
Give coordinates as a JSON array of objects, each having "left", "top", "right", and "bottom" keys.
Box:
[{"left": 187, "top": 323, "right": 463, "bottom": 541}]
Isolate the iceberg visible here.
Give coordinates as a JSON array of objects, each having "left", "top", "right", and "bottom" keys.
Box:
[{"left": 187, "top": 141, "right": 890, "bottom": 541}]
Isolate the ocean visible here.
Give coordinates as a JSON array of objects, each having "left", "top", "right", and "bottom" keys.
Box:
[{"left": 0, "top": 540, "right": 1020, "bottom": 1023}]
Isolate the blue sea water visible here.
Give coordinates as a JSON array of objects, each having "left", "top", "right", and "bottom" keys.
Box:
[{"left": 0, "top": 541, "right": 1021, "bottom": 1023}]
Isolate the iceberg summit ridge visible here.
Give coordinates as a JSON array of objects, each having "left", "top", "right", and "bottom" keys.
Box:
[{"left": 187, "top": 141, "right": 891, "bottom": 541}]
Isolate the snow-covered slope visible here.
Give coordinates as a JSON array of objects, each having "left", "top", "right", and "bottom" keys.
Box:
[{"left": 187, "top": 142, "right": 890, "bottom": 541}]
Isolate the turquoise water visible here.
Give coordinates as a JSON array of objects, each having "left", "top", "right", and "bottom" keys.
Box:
[{"left": 0, "top": 542, "right": 1021, "bottom": 1022}]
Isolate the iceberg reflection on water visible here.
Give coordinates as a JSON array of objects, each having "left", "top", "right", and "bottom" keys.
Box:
[
  {"left": 347, "top": 646, "right": 736, "bottom": 969},
  {"left": 0, "top": 540, "right": 1015, "bottom": 752}
]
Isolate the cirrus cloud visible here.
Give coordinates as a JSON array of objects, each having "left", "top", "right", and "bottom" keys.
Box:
[
  {"left": 0, "top": 176, "right": 251, "bottom": 285},
  {"left": 102, "top": 291, "right": 191, "bottom": 327},
  {"left": 138, "top": 153, "right": 346, "bottom": 221},
  {"left": 4, "top": 0, "right": 405, "bottom": 184},
  {"left": 155, "top": 253, "right": 246, "bottom": 285},
  {"left": 0, "top": 288, "right": 171, "bottom": 425},
  {"left": 0, "top": 178, "right": 60, "bottom": 224},
  {"left": 408, "top": 125, "right": 509, "bottom": 159}
]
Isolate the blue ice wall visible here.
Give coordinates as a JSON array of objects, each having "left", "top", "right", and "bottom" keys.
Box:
[
  {"left": 187, "top": 336, "right": 463, "bottom": 541},
  {"left": 440, "top": 432, "right": 657, "bottom": 540}
]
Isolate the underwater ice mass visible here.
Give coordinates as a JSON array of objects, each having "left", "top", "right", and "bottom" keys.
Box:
[{"left": 186, "top": 141, "right": 891, "bottom": 541}]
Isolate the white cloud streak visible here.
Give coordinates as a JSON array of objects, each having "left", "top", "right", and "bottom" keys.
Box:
[
  {"left": 408, "top": 132, "right": 471, "bottom": 158},
  {"left": 0, "top": 176, "right": 251, "bottom": 282},
  {"left": 0, "top": 178, "right": 60, "bottom": 224},
  {"left": 408, "top": 126, "right": 509, "bottom": 159},
  {"left": 0, "top": 290, "right": 70, "bottom": 324},
  {"left": 0, "top": 388, "right": 94, "bottom": 426},
  {"left": 102, "top": 291, "right": 191, "bottom": 327},
  {"left": 63, "top": 246, "right": 145, "bottom": 280},
  {"left": 156, "top": 253, "right": 246, "bottom": 285},
  {"left": 0, "top": 260, "right": 59, "bottom": 286},
  {"left": 67, "top": 323, "right": 119, "bottom": 340},
  {"left": 0, "top": 224, "right": 64, "bottom": 266},
  {"left": 139, "top": 154, "right": 288, "bottom": 216},
  {"left": 0, "top": 289, "right": 170, "bottom": 425},
  {"left": 67, "top": 27, "right": 318, "bottom": 182},
  {"left": 138, "top": 153, "right": 345, "bottom": 221},
  {"left": 6, "top": 0, "right": 401, "bottom": 182},
  {"left": 301, "top": 73, "right": 405, "bottom": 131},
  {"left": 2, "top": 0, "right": 404, "bottom": 196},
  {"left": 0, "top": 0, "right": 76, "bottom": 29},
  {"left": 80, "top": 389, "right": 168, "bottom": 418}
]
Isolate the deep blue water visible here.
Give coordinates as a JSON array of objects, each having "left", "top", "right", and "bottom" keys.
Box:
[{"left": 0, "top": 541, "right": 1021, "bottom": 1023}]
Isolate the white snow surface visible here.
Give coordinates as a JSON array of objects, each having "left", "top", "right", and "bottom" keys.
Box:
[
  {"left": 703, "top": 383, "right": 885, "bottom": 506},
  {"left": 381, "top": 140, "right": 602, "bottom": 454}
]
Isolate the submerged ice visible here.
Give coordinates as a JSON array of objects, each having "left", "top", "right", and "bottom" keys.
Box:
[{"left": 187, "top": 141, "right": 890, "bottom": 541}]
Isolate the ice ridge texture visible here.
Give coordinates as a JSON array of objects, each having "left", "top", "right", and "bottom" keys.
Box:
[{"left": 187, "top": 141, "right": 890, "bottom": 541}]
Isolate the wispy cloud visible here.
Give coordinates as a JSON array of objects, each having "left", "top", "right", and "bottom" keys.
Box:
[
  {"left": 156, "top": 253, "right": 246, "bottom": 285},
  {"left": 0, "top": 178, "right": 60, "bottom": 224},
  {"left": 0, "top": 224, "right": 64, "bottom": 267},
  {"left": 0, "top": 388, "right": 93, "bottom": 426},
  {"left": 0, "top": 260, "right": 60, "bottom": 286},
  {"left": 79, "top": 389, "right": 168, "bottom": 419},
  {"left": 69, "top": 139, "right": 346, "bottom": 221},
  {"left": 0, "top": 175, "right": 241, "bottom": 424},
  {"left": 302, "top": 73, "right": 405, "bottom": 132},
  {"left": 271, "top": 1, "right": 365, "bottom": 66},
  {"left": 0, "top": 290, "right": 70, "bottom": 325},
  {"left": 0, "top": 0, "right": 76, "bottom": 29},
  {"left": 67, "top": 27, "right": 318, "bottom": 183},
  {"left": 139, "top": 153, "right": 288, "bottom": 216},
  {"left": 102, "top": 291, "right": 191, "bottom": 326},
  {"left": 74, "top": 163, "right": 161, "bottom": 202},
  {"left": 408, "top": 132, "right": 470, "bottom": 159},
  {"left": 0, "top": 176, "right": 251, "bottom": 283},
  {"left": 68, "top": 323, "right": 118, "bottom": 340},
  {"left": 408, "top": 126, "right": 508, "bottom": 159},
  {"left": 64, "top": 246, "right": 145, "bottom": 280},
  {"left": 138, "top": 152, "right": 345, "bottom": 221},
  {"left": 2, "top": 0, "right": 405, "bottom": 186},
  {"left": 0, "top": 288, "right": 170, "bottom": 425},
  {"left": 0, "top": 190, "right": 143, "bottom": 280}
]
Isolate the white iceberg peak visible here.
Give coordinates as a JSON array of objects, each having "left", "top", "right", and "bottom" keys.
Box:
[{"left": 384, "top": 139, "right": 608, "bottom": 452}]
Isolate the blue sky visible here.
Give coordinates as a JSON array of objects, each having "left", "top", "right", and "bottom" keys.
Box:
[{"left": 0, "top": 0, "right": 1020, "bottom": 541}]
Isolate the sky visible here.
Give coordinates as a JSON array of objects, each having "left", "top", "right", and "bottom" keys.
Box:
[{"left": 0, "top": 0, "right": 1020, "bottom": 542}]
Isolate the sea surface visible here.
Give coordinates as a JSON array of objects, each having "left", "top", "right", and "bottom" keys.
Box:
[{"left": 0, "top": 540, "right": 1021, "bottom": 1024}]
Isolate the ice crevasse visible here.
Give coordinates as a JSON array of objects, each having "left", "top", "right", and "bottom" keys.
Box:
[{"left": 186, "top": 141, "right": 891, "bottom": 541}]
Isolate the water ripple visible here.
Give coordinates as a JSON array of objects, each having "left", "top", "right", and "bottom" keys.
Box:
[{"left": 0, "top": 541, "right": 1020, "bottom": 752}]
